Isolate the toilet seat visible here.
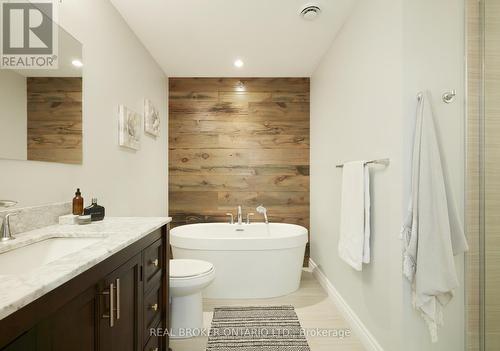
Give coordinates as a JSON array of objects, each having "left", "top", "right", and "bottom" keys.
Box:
[{"left": 170, "top": 259, "right": 214, "bottom": 279}]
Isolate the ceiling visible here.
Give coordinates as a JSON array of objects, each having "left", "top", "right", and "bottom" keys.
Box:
[{"left": 110, "top": 0, "right": 355, "bottom": 77}]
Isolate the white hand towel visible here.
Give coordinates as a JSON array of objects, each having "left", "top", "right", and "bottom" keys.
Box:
[
  {"left": 402, "top": 92, "right": 469, "bottom": 342},
  {"left": 338, "top": 161, "right": 371, "bottom": 271}
]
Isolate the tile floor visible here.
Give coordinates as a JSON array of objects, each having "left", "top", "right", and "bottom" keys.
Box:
[{"left": 170, "top": 269, "right": 365, "bottom": 351}]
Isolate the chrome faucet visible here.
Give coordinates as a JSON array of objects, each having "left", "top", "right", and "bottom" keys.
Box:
[
  {"left": 237, "top": 205, "right": 243, "bottom": 225},
  {"left": 1, "top": 213, "right": 17, "bottom": 242},
  {"left": 246, "top": 213, "right": 254, "bottom": 224},
  {"left": 256, "top": 205, "right": 268, "bottom": 224},
  {"left": 1, "top": 200, "right": 18, "bottom": 242}
]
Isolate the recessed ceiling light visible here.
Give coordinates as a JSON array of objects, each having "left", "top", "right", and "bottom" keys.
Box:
[
  {"left": 72, "top": 59, "right": 83, "bottom": 68},
  {"left": 300, "top": 5, "right": 321, "bottom": 20},
  {"left": 234, "top": 59, "right": 244, "bottom": 68}
]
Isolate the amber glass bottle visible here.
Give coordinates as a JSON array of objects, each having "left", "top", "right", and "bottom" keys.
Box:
[{"left": 72, "top": 188, "right": 84, "bottom": 215}]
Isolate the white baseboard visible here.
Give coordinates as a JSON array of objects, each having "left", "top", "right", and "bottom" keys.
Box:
[{"left": 309, "top": 258, "right": 384, "bottom": 351}]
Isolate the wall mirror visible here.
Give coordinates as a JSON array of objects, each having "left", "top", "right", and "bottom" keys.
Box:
[{"left": 0, "top": 23, "right": 83, "bottom": 164}]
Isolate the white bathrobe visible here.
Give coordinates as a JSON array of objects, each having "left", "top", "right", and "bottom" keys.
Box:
[
  {"left": 402, "top": 92, "right": 469, "bottom": 342},
  {"left": 338, "top": 161, "right": 371, "bottom": 271}
]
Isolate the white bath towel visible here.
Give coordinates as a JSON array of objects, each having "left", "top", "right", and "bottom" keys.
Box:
[
  {"left": 402, "top": 92, "right": 469, "bottom": 342},
  {"left": 338, "top": 161, "right": 371, "bottom": 271}
]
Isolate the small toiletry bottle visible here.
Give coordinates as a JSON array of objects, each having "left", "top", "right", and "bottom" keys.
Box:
[
  {"left": 83, "top": 198, "right": 105, "bottom": 221},
  {"left": 72, "top": 188, "right": 84, "bottom": 215}
]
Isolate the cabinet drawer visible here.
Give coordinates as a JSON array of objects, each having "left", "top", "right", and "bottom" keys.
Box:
[
  {"left": 143, "top": 239, "right": 162, "bottom": 291},
  {"left": 144, "top": 285, "right": 161, "bottom": 332}
]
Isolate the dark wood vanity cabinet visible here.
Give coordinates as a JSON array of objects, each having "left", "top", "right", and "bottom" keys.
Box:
[
  {"left": 0, "top": 225, "right": 170, "bottom": 351},
  {"left": 98, "top": 254, "right": 142, "bottom": 351}
]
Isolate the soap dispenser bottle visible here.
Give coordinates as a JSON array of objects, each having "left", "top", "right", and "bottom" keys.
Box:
[
  {"left": 72, "top": 188, "right": 84, "bottom": 215},
  {"left": 83, "top": 198, "right": 105, "bottom": 221}
]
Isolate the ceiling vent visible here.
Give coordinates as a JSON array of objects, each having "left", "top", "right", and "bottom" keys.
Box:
[{"left": 300, "top": 5, "right": 321, "bottom": 21}]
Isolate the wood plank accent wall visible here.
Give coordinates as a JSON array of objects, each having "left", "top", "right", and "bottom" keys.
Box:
[
  {"left": 168, "top": 78, "right": 310, "bottom": 260},
  {"left": 27, "top": 77, "right": 83, "bottom": 164}
]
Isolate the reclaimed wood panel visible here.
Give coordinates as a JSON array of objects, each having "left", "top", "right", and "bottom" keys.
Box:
[
  {"left": 168, "top": 100, "right": 248, "bottom": 119},
  {"left": 169, "top": 149, "right": 309, "bottom": 167},
  {"left": 168, "top": 120, "right": 309, "bottom": 134},
  {"left": 169, "top": 78, "right": 309, "bottom": 93},
  {"left": 27, "top": 77, "right": 82, "bottom": 164},
  {"left": 169, "top": 165, "right": 309, "bottom": 176},
  {"left": 169, "top": 101, "right": 308, "bottom": 122},
  {"left": 169, "top": 78, "right": 310, "bottom": 263},
  {"left": 271, "top": 92, "right": 310, "bottom": 103},
  {"left": 169, "top": 175, "right": 309, "bottom": 192},
  {"left": 169, "top": 91, "right": 219, "bottom": 101},
  {"left": 169, "top": 191, "right": 219, "bottom": 212},
  {"left": 249, "top": 102, "right": 309, "bottom": 120},
  {"left": 220, "top": 92, "right": 272, "bottom": 104},
  {"left": 217, "top": 191, "right": 309, "bottom": 208},
  {"left": 27, "top": 77, "right": 82, "bottom": 92},
  {"left": 170, "top": 133, "right": 309, "bottom": 149}
]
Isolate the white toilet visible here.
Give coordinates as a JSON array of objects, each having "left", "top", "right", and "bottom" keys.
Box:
[{"left": 169, "top": 259, "right": 215, "bottom": 338}]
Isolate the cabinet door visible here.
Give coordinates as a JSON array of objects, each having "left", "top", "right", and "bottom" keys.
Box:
[
  {"left": 0, "top": 330, "right": 36, "bottom": 351},
  {"left": 37, "top": 286, "right": 98, "bottom": 351},
  {"left": 98, "top": 254, "right": 142, "bottom": 351},
  {"left": 2, "top": 286, "right": 98, "bottom": 351}
]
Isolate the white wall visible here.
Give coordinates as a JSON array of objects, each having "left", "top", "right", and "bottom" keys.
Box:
[
  {"left": 402, "top": 0, "right": 465, "bottom": 350},
  {"left": 0, "top": 0, "right": 168, "bottom": 217},
  {"left": 0, "top": 70, "right": 27, "bottom": 161},
  {"left": 310, "top": 0, "right": 404, "bottom": 350},
  {"left": 311, "top": 0, "right": 465, "bottom": 350}
]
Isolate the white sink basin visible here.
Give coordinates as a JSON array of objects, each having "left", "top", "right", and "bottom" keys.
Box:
[{"left": 0, "top": 237, "right": 102, "bottom": 276}]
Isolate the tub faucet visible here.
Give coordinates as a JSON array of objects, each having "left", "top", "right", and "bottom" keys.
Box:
[
  {"left": 256, "top": 205, "right": 268, "bottom": 224},
  {"left": 237, "top": 205, "right": 243, "bottom": 225},
  {"left": 246, "top": 213, "right": 254, "bottom": 224}
]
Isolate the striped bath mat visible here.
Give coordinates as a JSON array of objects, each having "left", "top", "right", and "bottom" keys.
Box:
[{"left": 206, "top": 306, "right": 310, "bottom": 351}]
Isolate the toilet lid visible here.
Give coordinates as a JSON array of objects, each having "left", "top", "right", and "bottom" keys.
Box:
[{"left": 170, "top": 259, "right": 214, "bottom": 278}]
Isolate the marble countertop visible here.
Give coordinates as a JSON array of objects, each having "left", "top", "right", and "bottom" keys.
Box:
[{"left": 0, "top": 217, "right": 171, "bottom": 320}]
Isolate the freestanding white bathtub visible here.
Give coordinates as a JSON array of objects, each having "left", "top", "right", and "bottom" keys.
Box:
[{"left": 170, "top": 223, "right": 308, "bottom": 299}]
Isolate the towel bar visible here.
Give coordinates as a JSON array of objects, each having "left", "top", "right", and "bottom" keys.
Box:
[{"left": 336, "top": 158, "right": 390, "bottom": 168}]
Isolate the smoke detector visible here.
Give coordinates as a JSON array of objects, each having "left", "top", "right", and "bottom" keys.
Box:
[{"left": 300, "top": 4, "right": 321, "bottom": 21}]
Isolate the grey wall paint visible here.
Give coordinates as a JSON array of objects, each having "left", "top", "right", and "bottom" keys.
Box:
[
  {"left": 311, "top": 0, "right": 465, "bottom": 350},
  {"left": 0, "top": 0, "right": 168, "bottom": 217}
]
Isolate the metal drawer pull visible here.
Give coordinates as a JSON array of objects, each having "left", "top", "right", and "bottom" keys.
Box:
[
  {"left": 150, "top": 258, "right": 159, "bottom": 267},
  {"left": 115, "top": 278, "right": 120, "bottom": 320},
  {"left": 149, "top": 303, "right": 158, "bottom": 311},
  {"left": 102, "top": 283, "right": 115, "bottom": 327}
]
